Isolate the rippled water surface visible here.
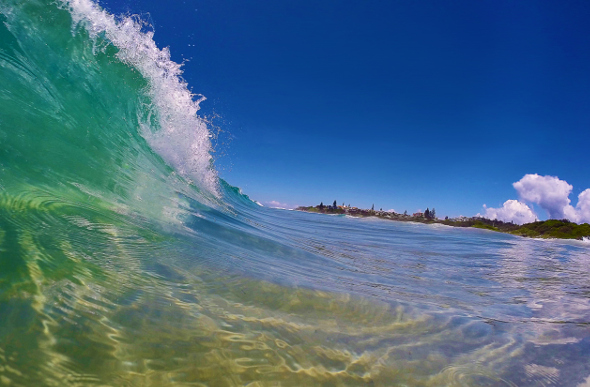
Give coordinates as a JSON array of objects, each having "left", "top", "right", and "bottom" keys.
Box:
[
  {"left": 3, "top": 201, "right": 590, "bottom": 386},
  {"left": 1, "top": 0, "right": 590, "bottom": 385}
]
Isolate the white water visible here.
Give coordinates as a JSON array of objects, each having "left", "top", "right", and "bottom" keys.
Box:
[{"left": 62, "top": 0, "right": 219, "bottom": 195}]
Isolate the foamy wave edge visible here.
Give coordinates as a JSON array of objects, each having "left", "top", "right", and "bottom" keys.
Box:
[{"left": 60, "top": 0, "right": 219, "bottom": 196}]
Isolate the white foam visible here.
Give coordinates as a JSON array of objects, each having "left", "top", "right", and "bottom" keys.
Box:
[{"left": 61, "top": 0, "right": 218, "bottom": 195}]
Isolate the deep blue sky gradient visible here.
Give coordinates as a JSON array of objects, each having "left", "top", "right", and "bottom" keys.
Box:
[{"left": 101, "top": 0, "right": 590, "bottom": 217}]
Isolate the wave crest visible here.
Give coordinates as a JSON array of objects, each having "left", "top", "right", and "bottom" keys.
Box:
[{"left": 61, "top": 0, "right": 218, "bottom": 195}]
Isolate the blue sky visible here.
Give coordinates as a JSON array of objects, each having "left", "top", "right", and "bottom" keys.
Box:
[{"left": 100, "top": 0, "right": 590, "bottom": 219}]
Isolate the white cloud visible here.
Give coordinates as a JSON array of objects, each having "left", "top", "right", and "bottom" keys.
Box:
[
  {"left": 575, "top": 189, "right": 590, "bottom": 223},
  {"left": 266, "top": 200, "right": 290, "bottom": 209},
  {"left": 482, "top": 174, "right": 590, "bottom": 224},
  {"left": 481, "top": 200, "right": 537, "bottom": 225},
  {"left": 513, "top": 174, "right": 574, "bottom": 219}
]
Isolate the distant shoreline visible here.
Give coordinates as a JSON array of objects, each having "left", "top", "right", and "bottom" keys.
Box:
[{"left": 295, "top": 204, "right": 590, "bottom": 240}]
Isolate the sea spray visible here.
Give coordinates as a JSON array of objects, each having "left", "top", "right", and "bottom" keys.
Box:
[{"left": 61, "top": 0, "right": 218, "bottom": 196}]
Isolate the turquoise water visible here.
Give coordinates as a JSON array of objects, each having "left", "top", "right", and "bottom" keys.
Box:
[{"left": 1, "top": 0, "right": 590, "bottom": 385}]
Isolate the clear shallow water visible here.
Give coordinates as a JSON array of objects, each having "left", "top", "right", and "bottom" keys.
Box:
[{"left": 1, "top": 1, "right": 590, "bottom": 386}]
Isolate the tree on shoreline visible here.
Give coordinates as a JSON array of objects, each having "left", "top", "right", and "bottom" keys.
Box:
[{"left": 297, "top": 203, "right": 590, "bottom": 239}]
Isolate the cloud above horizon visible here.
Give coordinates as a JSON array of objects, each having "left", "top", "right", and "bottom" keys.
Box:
[
  {"left": 265, "top": 200, "right": 291, "bottom": 209},
  {"left": 513, "top": 174, "right": 574, "bottom": 219},
  {"left": 482, "top": 174, "right": 590, "bottom": 224},
  {"left": 481, "top": 200, "right": 537, "bottom": 224}
]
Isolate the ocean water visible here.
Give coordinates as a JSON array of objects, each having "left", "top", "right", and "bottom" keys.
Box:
[{"left": 1, "top": 1, "right": 590, "bottom": 386}]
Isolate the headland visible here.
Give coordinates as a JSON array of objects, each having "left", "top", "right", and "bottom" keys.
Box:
[{"left": 296, "top": 202, "right": 590, "bottom": 240}]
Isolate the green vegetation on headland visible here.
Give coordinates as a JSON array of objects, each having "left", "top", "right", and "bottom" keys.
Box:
[{"left": 295, "top": 202, "right": 590, "bottom": 240}]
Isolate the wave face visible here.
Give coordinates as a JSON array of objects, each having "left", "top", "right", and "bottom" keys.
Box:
[{"left": 2, "top": 1, "right": 590, "bottom": 386}]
